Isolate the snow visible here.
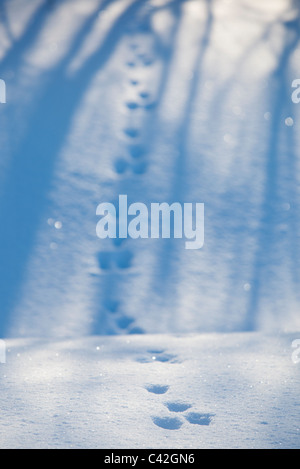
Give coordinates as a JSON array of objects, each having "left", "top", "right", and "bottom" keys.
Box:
[
  {"left": 0, "top": 0, "right": 299, "bottom": 449},
  {"left": 1, "top": 333, "right": 299, "bottom": 449}
]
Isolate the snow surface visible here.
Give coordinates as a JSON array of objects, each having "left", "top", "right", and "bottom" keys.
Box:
[
  {"left": 0, "top": 0, "right": 300, "bottom": 449},
  {"left": 1, "top": 333, "right": 299, "bottom": 449}
]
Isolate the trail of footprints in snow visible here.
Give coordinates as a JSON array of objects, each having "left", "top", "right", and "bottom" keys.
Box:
[
  {"left": 95, "top": 26, "right": 159, "bottom": 334},
  {"left": 143, "top": 352, "right": 215, "bottom": 430},
  {"left": 136, "top": 349, "right": 180, "bottom": 364}
]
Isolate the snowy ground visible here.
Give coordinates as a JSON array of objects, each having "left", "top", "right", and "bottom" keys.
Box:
[
  {"left": 0, "top": 0, "right": 300, "bottom": 449},
  {"left": 1, "top": 333, "right": 299, "bottom": 449}
]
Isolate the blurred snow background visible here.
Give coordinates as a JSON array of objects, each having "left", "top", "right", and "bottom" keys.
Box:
[
  {"left": 0, "top": 0, "right": 299, "bottom": 449},
  {"left": 0, "top": 0, "right": 300, "bottom": 338}
]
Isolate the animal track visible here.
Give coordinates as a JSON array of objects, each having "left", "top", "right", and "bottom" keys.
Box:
[
  {"left": 96, "top": 18, "right": 217, "bottom": 427},
  {"left": 114, "top": 157, "right": 129, "bottom": 174},
  {"left": 94, "top": 20, "right": 166, "bottom": 335},
  {"left": 146, "top": 381, "right": 215, "bottom": 430},
  {"left": 152, "top": 407, "right": 215, "bottom": 430},
  {"left": 152, "top": 416, "right": 182, "bottom": 430},
  {"left": 145, "top": 384, "right": 169, "bottom": 395},
  {"left": 136, "top": 349, "right": 179, "bottom": 364},
  {"left": 185, "top": 412, "right": 215, "bottom": 426},
  {"left": 144, "top": 100, "right": 157, "bottom": 110},
  {"left": 164, "top": 402, "right": 192, "bottom": 413},
  {"left": 97, "top": 250, "right": 134, "bottom": 270},
  {"left": 114, "top": 154, "right": 148, "bottom": 177},
  {"left": 116, "top": 315, "right": 135, "bottom": 329},
  {"left": 123, "top": 127, "right": 140, "bottom": 139},
  {"left": 128, "top": 144, "right": 146, "bottom": 159},
  {"left": 128, "top": 326, "right": 145, "bottom": 334},
  {"left": 139, "top": 91, "right": 150, "bottom": 100},
  {"left": 97, "top": 251, "right": 113, "bottom": 270},
  {"left": 153, "top": 353, "right": 178, "bottom": 363},
  {"left": 126, "top": 61, "right": 136, "bottom": 68},
  {"left": 137, "top": 53, "right": 155, "bottom": 67},
  {"left": 126, "top": 102, "right": 139, "bottom": 110},
  {"left": 115, "top": 249, "right": 134, "bottom": 269},
  {"left": 103, "top": 298, "right": 119, "bottom": 314},
  {"left": 132, "top": 160, "right": 147, "bottom": 175}
]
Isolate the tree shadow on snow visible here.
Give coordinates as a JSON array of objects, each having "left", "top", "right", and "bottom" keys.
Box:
[{"left": 0, "top": 0, "right": 148, "bottom": 336}]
